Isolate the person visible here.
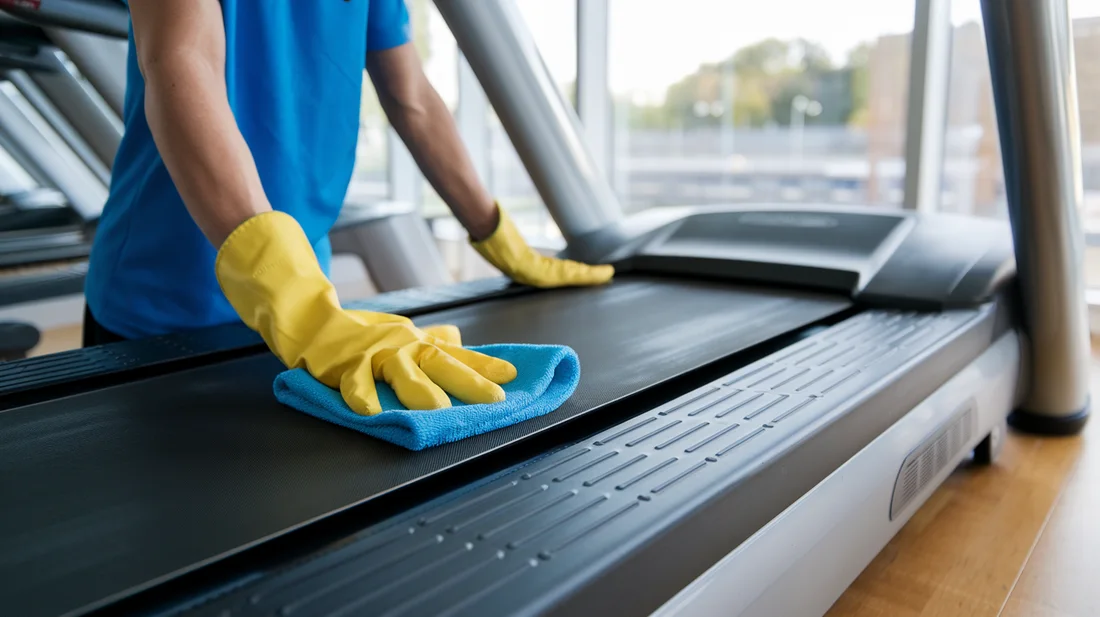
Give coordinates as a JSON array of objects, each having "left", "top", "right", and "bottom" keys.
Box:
[{"left": 82, "top": 0, "right": 614, "bottom": 416}]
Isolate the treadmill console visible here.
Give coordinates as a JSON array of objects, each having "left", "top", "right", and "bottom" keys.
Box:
[{"left": 611, "top": 205, "right": 1015, "bottom": 309}]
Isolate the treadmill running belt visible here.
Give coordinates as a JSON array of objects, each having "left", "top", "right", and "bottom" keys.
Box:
[{"left": 0, "top": 277, "right": 849, "bottom": 617}]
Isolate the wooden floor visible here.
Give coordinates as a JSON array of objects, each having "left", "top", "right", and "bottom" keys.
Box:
[
  {"left": 24, "top": 327, "right": 1100, "bottom": 616},
  {"left": 29, "top": 322, "right": 83, "bottom": 357},
  {"left": 827, "top": 350, "right": 1100, "bottom": 617}
]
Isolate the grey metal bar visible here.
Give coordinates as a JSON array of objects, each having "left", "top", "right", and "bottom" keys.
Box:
[
  {"left": 330, "top": 202, "right": 453, "bottom": 291},
  {"left": 902, "top": 0, "right": 952, "bottom": 212},
  {"left": 0, "top": 120, "right": 51, "bottom": 190},
  {"left": 6, "top": 69, "right": 111, "bottom": 185},
  {"left": 0, "top": 81, "right": 107, "bottom": 219},
  {"left": 0, "top": 0, "right": 128, "bottom": 39},
  {"left": 388, "top": 127, "right": 420, "bottom": 206},
  {"left": 0, "top": 140, "right": 38, "bottom": 195},
  {"left": 434, "top": 0, "right": 623, "bottom": 244},
  {"left": 981, "top": 0, "right": 1091, "bottom": 431},
  {"left": 44, "top": 28, "right": 126, "bottom": 117},
  {"left": 456, "top": 54, "right": 489, "bottom": 184},
  {"left": 26, "top": 50, "right": 121, "bottom": 170},
  {"left": 576, "top": 0, "right": 611, "bottom": 179}
]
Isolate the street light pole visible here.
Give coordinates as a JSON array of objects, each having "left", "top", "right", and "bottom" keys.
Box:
[
  {"left": 790, "top": 95, "right": 822, "bottom": 169},
  {"left": 721, "top": 63, "right": 736, "bottom": 158}
]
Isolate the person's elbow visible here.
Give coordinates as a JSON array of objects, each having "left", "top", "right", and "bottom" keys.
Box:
[
  {"left": 383, "top": 75, "right": 433, "bottom": 127},
  {"left": 138, "top": 46, "right": 218, "bottom": 96},
  {"left": 137, "top": 47, "right": 225, "bottom": 134},
  {"left": 129, "top": 0, "right": 226, "bottom": 98},
  {"left": 369, "top": 45, "right": 434, "bottom": 126}
]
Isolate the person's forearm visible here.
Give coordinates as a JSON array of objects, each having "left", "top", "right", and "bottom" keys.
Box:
[
  {"left": 130, "top": 0, "right": 270, "bottom": 248},
  {"left": 388, "top": 87, "right": 498, "bottom": 239},
  {"left": 142, "top": 57, "right": 271, "bottom": 247},
  {"left": 371, "top": 53, "right": 498, "bottom": 240}
]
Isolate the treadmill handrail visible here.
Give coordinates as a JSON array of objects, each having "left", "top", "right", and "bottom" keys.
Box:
[
  {"left": 0, "top": 79, "right": 108, "bottom": 220},
  {"left": 0, "top": 0, "right": 128, "bottom": 39},
  {"left": 0, "top": 233, "right": 90, "bottom": 267},
  {"left": 0, "top": 276, "right": 522, "bottom": 407},
  {"left": 0, "top": 260, "right": 86, "bottom": 307}
]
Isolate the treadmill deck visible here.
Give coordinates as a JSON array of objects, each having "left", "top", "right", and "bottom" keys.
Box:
[{"left": 0, "top": 277, "right": 849, "bottom": 617}]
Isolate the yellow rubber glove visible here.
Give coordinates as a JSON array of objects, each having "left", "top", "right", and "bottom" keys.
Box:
[
  {"left": 216, "top": 211, "right": 516, "bottom": 416},
  {"left": 471, "top": 206, "right": 614, "bottom": 288}
]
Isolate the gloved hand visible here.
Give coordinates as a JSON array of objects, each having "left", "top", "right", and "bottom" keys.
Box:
[
  {"left": 216, "top": 211, "right": 516, "bottom": 416},
  {"left": 471, "top": 206, "right": 614, "bottom": 288}
]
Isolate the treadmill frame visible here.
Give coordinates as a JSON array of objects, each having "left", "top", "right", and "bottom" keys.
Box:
[
  {"left": 0, "top": 1, "right": 1086, "bottom": 616},
  {"left": 441, "top": 0, "right": 1089, "bottom": 431}
]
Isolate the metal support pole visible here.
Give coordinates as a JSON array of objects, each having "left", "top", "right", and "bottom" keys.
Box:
[
  {"left": 434, "top": 0, "right": 623, "bottom": 244},
  {"left": 0, "top": 109, "right": 53, "bottom": 191},
  {"left": 330, "top": 202, "right": 452, "bottom": 291},
  {"left": 44, "top": 28, "right": 127, "bottom": 117},
  {"left": 27, "top": 50, "right": 121, "bottom": 170},
  {"left": 982, "top": 0, "right": 1090, "bottom": 434},
  {"left": 902, "top": 0, "right": 952, "bottom": 212},
  {"left": 0, "top": 81, "right": 107, "bottom": 219},
  {"left": 456, "top": 54, "right": 489, "bottom": 184},
  {"left": 0, "top": 132, "right": 40, "bottom": 194},
  {"left": 388, "top": 128, "right": 421, "bottom": 207},
  {"left": 576, "top": 0, "right": 611, "bottom": 179},
  {"left": 7, "top": 70, "right": 111, "bottom": 185}
]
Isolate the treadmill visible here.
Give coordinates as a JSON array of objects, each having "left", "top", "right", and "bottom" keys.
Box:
[
  {"left": 0, "top": 42, "right": 107, "bottom": 272},
  {"left": 0, "top": 96, "right": 98, "bottom": 304},
  {"left": 0, "top": 1, "right": 1089, "bottom": 617},
  {"left": 0, "top": 81, "right": 95, "bottom": 304}
]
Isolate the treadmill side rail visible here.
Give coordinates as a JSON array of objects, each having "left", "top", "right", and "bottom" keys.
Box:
[
  {"left": 0, "top": 259, "right": 85, "bottom": 308},
  {"left": 0, "top": 276, "right": 518, "bottom": 406},
  {"left": 170, "top": 304, "right": 1007, "bottom": 617}
]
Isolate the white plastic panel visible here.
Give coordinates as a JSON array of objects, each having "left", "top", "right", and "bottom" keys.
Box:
[{"left": 652, "top": 331, "right": 1019, "bottom": 617}]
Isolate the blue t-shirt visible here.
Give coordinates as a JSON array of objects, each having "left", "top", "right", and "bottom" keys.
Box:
[{"left": 85, "top": 0, "right": 410, "bottom": 339}]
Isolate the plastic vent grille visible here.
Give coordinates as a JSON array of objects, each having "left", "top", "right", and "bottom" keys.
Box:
[
  {"left": 0, "top": 345, "right": 138, "bottom": 394},
  {"left": 890, "top": 402, "right": 975, "bottom": 520}
]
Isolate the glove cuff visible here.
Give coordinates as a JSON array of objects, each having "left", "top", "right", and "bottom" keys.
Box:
[
  {"left": 215, "top": 211, "right": 336, "bottom": 362},
  {"left": 470, "top": 205, "right": 525, "bottom": 270},
  {"left": 215, "top": 211, "right": 315, "bottom": 285}
]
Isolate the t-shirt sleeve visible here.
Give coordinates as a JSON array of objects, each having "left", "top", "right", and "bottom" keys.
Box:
[{"left": 367, "top": 0, "right": 412, "bottom": 52}]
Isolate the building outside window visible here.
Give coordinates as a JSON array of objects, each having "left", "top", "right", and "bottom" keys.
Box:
[{"left": 607, "top": 0, "right": 915, "bottom": 214}]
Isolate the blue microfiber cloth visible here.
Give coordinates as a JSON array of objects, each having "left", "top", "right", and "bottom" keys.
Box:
[{"left": 273, "top": 344, "right": 580, "bottom": 451}]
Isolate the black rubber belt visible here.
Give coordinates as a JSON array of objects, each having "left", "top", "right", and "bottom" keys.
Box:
[{"left": 0, "top": 277, "right": 850, "bottom": 617}]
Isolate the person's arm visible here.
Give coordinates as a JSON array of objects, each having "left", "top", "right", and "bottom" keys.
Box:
[
  {"left": 122, "top": 1, "right": 514, "bottom": 414},
  {"left": 367, "top": 43, "right": 499, "bottom": 241},
  {"left": 368, "top": 43, "right": 614, "bottom": 288},
  {"left": 128, "top": 0, "right": 271, "bottom": 247}
]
